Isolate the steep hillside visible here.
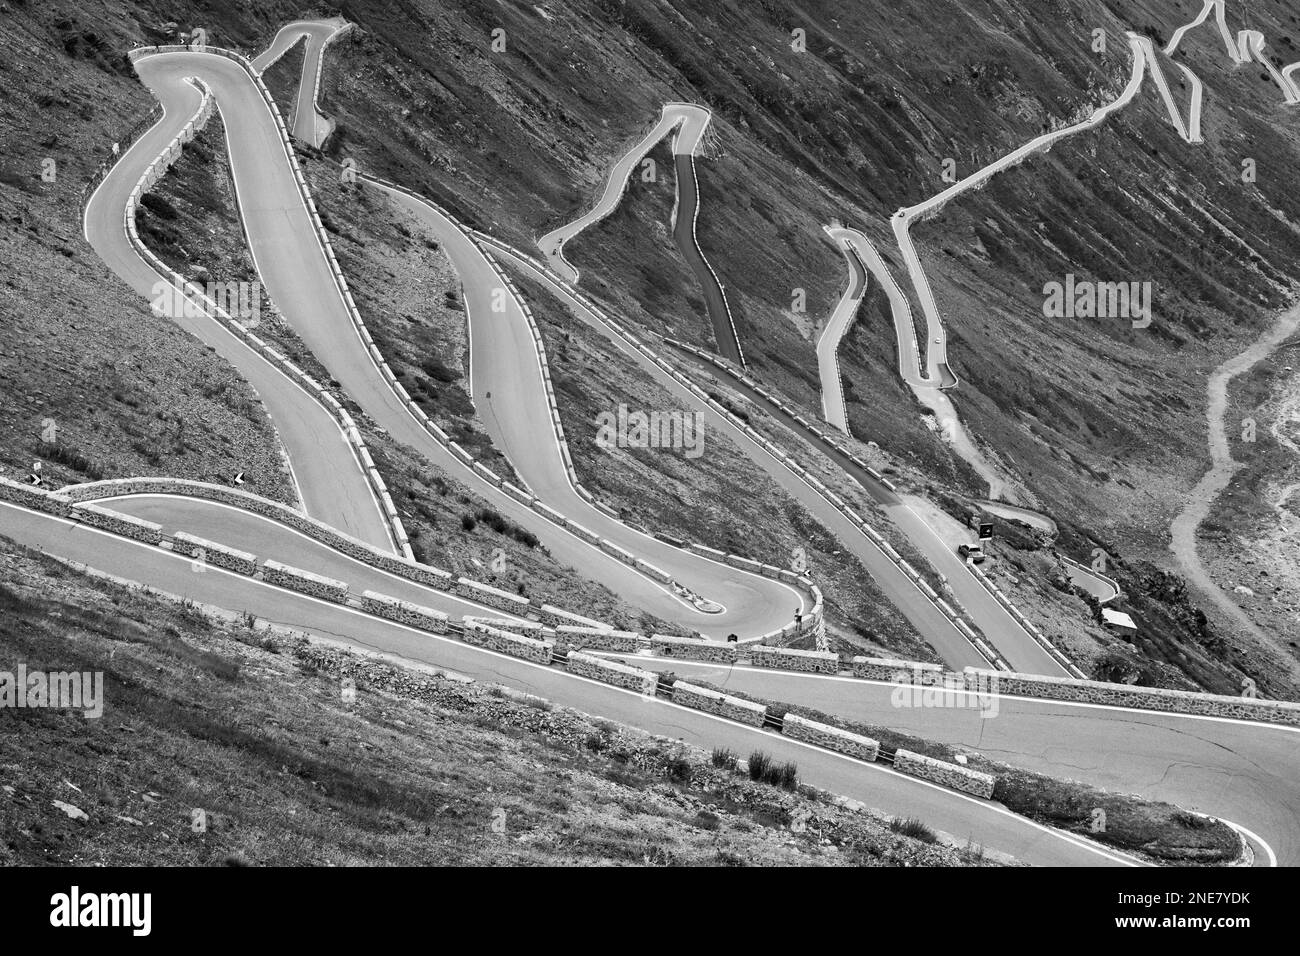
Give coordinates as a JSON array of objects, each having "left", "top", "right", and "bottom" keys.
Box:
[{"left": 0, "top": 534, "right": 983, "bottom": 866}]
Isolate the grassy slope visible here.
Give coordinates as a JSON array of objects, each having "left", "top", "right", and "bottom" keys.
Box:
[{"left": 0, "top": 534, "right": 986, "bottom": 867}]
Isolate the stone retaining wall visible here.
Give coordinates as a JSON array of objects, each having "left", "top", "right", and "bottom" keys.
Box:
[
  {"left": 749, "top": 645, "right": 840, "bottom": 674},
  {"left": 72, "top": 503, "right": 164, "bottom": 545},
  {"left": 0, "top": 476, "right": 73, "bottom": 517},
  {"left": 670, "top": 681, "right": 766, "bottom": 726},
  {"left": 462, "top": 621, "right": 554, "bottom": 664},
  {"left": 851, "top": 657, "right": 946, "bottom": 683},
  {"left": 968, "top": 668, "right": 1300, "bottom": 727},
  {"left": 894, "top": 749, "right": 996, "bottom": 799},
  {"left": 564, "top": 651, "right": 657, "bottom": 696},
  {"left": 454, "top": 577, "right": 531, "bottom": 613},
  {"left": 781, "top": 713, "right": 879, "bottom": 761},
  {"left": 171, "top": 531, "right": 257, "bottom": 575},
  {"left": 261, "top": 559, "right": 349, "bottom": 603},
  {"left": 651, "top": 634, "right": 739, "bottom": 663},
  {"left": 56, "top": 478, "right": 611, "bottom": 628},
  {"left": 359, "top": 590, "right": 449, "bottom": 633},
  {"left": 557, "top": 627, "right": 645, "bottom": 652}
]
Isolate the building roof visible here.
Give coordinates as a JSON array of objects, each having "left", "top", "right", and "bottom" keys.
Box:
[{"left": 1102, "top": 608, "right": 1137, "bottom": 631}]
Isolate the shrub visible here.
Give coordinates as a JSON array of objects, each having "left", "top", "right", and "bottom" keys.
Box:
[
  {"left": 460, "top": 513, "right": 476, "bottom": 531},
  {"left": 747, "top": 750, "right": 771, "bottom": 782},
  {"left": 140, "top": 192, "right": 177, "bottom": 220},
  {"left": 664, "top": 754, "right": 693, "bottom": 783},
  {"left": 711, "top": 747, "right": 738, "bottom": 771},
  {"left": 889, "top": 817, "right": 938, "bottom": 843},
  {"left": 771, "top": 761, "right": 798, "bottom": 790},
  {"left": 41, "top": 441, "right": 105, "bottom": 480}
]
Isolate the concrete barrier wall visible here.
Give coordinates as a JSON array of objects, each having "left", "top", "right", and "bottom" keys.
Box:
[
  {"left": 261, "top": 559, "right": 349, "bottom": 603},
  {"left": 72, "top": 503, "right": 164, "bottom": 545},
  {"left": 750, "top": 645, "right": 840, "bottom": 674},
  {"left": 651, "top": 634, "right": 739, "bottom": 663},
  {"left": 171, "top": 531, "right": 257, "bottom": 575},
  {"left": 967, "top": 668, "right": 1300, "bottom": 727},
  {"left": 565, "top": 650, "right": 657, "bottom": 696},
  {"left": 462, "top": 621, "right": 554, "bottom": 664},
  {"left": 894, "top": 749, "right": 996, "bottom": 799},
  {"left": 359, "top": 590, "right": 449, "bottom": 633},
  {"left": 782, "top": 712, "right": 879, "bottom": 761},
  {"left": 556, "top": 626, "right": 644, "bottom": 652},
  {"left": 0, "top": 476, "right": 73, "bottom": 517},
  {"left": 670, "top": 681, "right": 766, "bottom": 726}
]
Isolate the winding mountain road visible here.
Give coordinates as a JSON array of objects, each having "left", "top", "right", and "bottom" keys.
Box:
[
  {"left": 19, "top": 9, "right": 1299, "bottom": 866},
  {"left": 82, "top": 46, "right": 813, "bottom": 643},
  {"left": 81, "top": 57, "right": 396, "bottom": 554},
  {"left": 252, "top": 18, "right": 350, "bottom": 147},
  {"left": 5, "top": 496, "right": 1293, "bottom": 866},
  {"left": 537, "top": 103, "right": 744, "bottom": 366}
]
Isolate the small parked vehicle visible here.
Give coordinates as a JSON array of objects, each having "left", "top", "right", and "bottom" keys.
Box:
[{"left": 958, "top": 543, "right": 986, "bottom": 564}]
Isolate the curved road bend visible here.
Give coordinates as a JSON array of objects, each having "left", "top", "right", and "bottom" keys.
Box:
[
  {"left": 827, "top": 227, "right": 1012, "bottom": 500},
  {"left": 0, "top": 499, "right": 1142, "bottom": 867},
  {"left": 537, "top": 102, "right": 742, "bottom": 364},
  {"left": 592, "top": 653, "right": 1291, "bottom": 866},
  {"left": 1239, "top": 30, "right": 1300, "bottom": 104},
  {"left": 1284, "top": 62, "right": 1300, "bottom": 99},
  {"left": 83, "top": 59, "right": 395, "bottom": 553},
  {"left": 1169, "top": 305, "right": 1300, "bottom": 651},
  {"left": 816, "top": 226, "right": 869, "bottom": 434},
  {"left": 485, "top": 242, "right": 1062, "bottom": 674},
  {"left": 367, "top": 180, "right": 803, "bottom": 637},
  {"left": 98, "top": 494, "right": 532, "bottom": 621},
  {"left": 537, "top": 103, "right": 708, "bottom": 283},
  {"left": 251, "top": 18, "right": 351, "bottom": 146},
  {"left": 1165, "top": 0, "right": 1241, "bottom": 62}
]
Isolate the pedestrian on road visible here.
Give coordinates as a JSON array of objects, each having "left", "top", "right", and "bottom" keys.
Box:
[{"left": 794, "top": 608, "right": 803, "bottom": 626}]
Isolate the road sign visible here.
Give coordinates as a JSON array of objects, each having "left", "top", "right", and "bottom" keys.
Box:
[{"left": 978, "top": 523, "right": 994, "bottom": 540}]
